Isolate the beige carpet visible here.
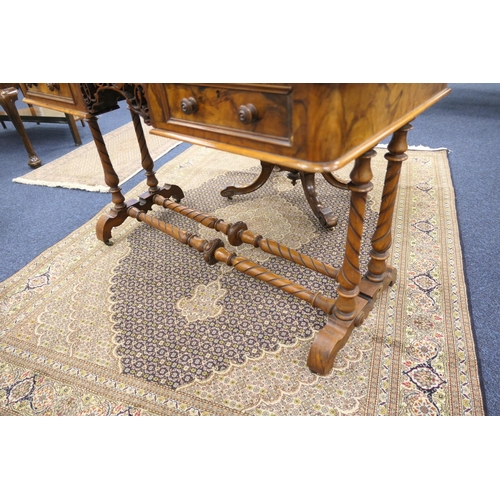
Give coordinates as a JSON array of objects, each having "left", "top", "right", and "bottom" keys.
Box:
[
  {"left": 0, "top": 146, "right": 484, "bottom": 415},
  {"left": 12, "top": 120, "right": 181, "bottom": 192}
]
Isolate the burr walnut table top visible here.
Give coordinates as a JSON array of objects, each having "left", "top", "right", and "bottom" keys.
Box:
[
  {"left": 20, "top": 83, "right": 450, "bottom": 173},
  {"left": 144, "top": 83, "right": 450, "bottom": 172}
]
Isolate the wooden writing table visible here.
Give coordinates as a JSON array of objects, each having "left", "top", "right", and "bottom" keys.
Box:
[{"left": 22, "top": 83, "right": 450, "bottom": 375}]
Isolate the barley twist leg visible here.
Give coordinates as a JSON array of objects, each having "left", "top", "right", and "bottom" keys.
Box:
[
  {"left": 366, "top": 123, "right": 412, "bottom": 284},
  {"left": 307, "top": 149, "right": 376, "bottom": 375}
]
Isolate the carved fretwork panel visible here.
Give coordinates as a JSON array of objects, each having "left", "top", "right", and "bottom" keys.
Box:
[{"left": 80, "top": 83, "right": 150, "bottom": 122}]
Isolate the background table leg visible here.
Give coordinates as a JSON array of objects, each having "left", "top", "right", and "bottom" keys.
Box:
[{"left": 0, "top": 87, "right": 41, "bottom": 168}]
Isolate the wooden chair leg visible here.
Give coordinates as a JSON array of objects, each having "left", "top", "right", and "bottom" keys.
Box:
[{"left": 0, "top": 87, "right": 41, "bottom": 168}]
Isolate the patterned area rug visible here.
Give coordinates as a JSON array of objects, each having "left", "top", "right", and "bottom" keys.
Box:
[
  {"left": 12, "top": 120, "right": 181, "bottom": 192},
  {"left": 0, "top": 146, "right": 484, "bottom": 415}
]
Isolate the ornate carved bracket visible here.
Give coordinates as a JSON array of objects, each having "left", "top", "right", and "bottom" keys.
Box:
[{"left": 79, "top": 83, "right": 151, "bottom": 123}]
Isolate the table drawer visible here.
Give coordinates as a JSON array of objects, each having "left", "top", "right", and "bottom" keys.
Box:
[
  {"left": 162, "top": 84, "right": 292, "bottom": 141},
  {"left": 22, "top": 83, "right": 79, "bottom": 106}
]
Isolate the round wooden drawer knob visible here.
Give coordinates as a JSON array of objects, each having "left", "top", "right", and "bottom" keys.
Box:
[
  {"left": 238, "top": 104, "right": 258, "bottom": 124},
  {"left": 180, "top": 97, "right": 198, "bottom": 115}
]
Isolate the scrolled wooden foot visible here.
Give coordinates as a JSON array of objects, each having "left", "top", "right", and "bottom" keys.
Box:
[
  {"left": 97, "top": 184, "right": 185, "bottom": 244},
  {"left": 96, "top": 199, "right": 137, "bottom": 244},
  {"left": 300, "top": 172, "right": 338, "bottom": 228},
  {"left": 307, "top": 295, "right": 368, "bottom": 375},
  {"left": 221, "top": 161, "right": 274, "bottom": 199},
  {"left": 317, "top": 206, "right": 338, "bottom": 229},
  {"left": 220, "top": 187, "right": 235, "bottom": 200},
  {"left": 308, "top": 264, "right": 398, "bottom": 375},
  {"left": 157, "top": 183, "right": 185, "bottom": 203},
  {"left": 28, "top": 155, "right": 42, "bottom": 168}
]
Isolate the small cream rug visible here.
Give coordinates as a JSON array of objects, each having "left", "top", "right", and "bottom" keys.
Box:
[{"left": 12, "top": 120, "right": 181, "bottom": 192}]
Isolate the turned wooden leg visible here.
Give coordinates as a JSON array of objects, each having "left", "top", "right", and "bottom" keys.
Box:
[
  {"left": 366, "top": 123, "right": 412, "bottom": 284},
  {"left": 307, "top": 149, "right": 376, "bottom": 375},
  {"left": 300, "top": 171, "right": 338, "bottom": 228},
  {"left": 129, "top": 107, "right": 184, "bottom": 214},
  {"left": 93, "top": 111, "right": 185, "bottom": 244},
  {"left": 130, "top": 109, "right": 157, "bottom": 194},
  {"left": 88, "top": 116, "right": 129, "bottom": 243},
  {"left": 221, "top": 160, "right": 274, "bottom": 199},
  {"left": 0, "top": 87, "right": 41, "bottom": 168},
  {"left": 130, "top": 109, "right": 168, "bottom": 197},
  {"left": 65, "top": 114, "right": 82, "bottom": 146},
  {"left": 333, "top": 149, "right": 375, "bottom": 321}
]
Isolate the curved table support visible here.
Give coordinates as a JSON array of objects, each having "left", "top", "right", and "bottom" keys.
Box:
[
  {"left": 307, "top": 123, "right": 409, "bottom": 375},
  {"left": 220, "top": 161, "right": 275, "bottom": 199},
  {"left": 221, "top": 161, "right": 339, "bottom": 228},
  {"left": 307, "top": 266, "right": 397, "bottom": 375},
  {"left": 300, "top": 171, "right": 338, "bottom": 228},
  {"left": 307, "top": 295, "right": 369, "bottom": 375},
  {"left": 322, "top": 172, "right": 349, "bottom": 190}
]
